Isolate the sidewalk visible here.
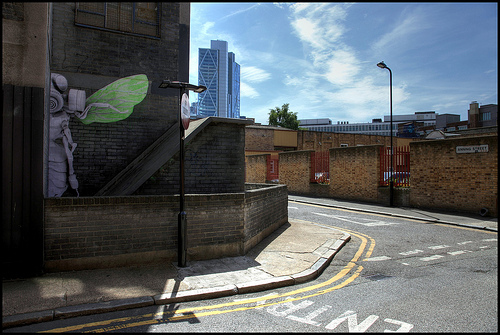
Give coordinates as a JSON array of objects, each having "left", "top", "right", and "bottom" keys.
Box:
[
  {"left": 3, "top": 196, "right": 497, "bottom": 329},
  {"left": 2, "top": 218, "right": 349, "bottom": 329}
]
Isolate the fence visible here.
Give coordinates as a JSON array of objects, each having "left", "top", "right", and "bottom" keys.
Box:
[
  {"left": 266, "top": 155, "right": 279, "bottom": 182},
  {"left": 310, "top": 151, "right": 330, "bottom": 184},
  {"left": 379, "top": 146, "right": 410, "bottom": 187}
]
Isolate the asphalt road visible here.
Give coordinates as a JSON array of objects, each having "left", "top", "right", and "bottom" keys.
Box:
[{"left": 5, "top": 201, "right": 498, "bottom": 333}]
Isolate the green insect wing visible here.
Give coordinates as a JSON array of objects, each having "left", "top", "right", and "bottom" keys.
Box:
[{"left": 78, "top": 74, "right": 149, "bottom": 124}]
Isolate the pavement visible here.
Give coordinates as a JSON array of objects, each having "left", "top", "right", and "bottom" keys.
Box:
[{"left": 2, "top": 196, "right": 497, "bottom": 329}]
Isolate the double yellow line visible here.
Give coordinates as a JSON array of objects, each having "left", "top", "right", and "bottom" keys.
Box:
[{"left": 44, "top": 220, "right": 375, "bottom": 332}]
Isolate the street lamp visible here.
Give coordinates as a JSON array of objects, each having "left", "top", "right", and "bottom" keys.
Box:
[
  {"left": 377, "top": 61, "right": 394, "bottom": 207},
  {"left": 158, "top": 80, "right": 207, "bottom": 267}
]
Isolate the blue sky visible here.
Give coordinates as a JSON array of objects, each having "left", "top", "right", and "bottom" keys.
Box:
[{"left": 189, "top": 2, "right": 497, "bottom": 125}]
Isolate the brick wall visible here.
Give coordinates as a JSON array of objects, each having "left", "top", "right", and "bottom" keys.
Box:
[
  {"left": 275, "top": 145, "right": 383, "bottom": 202},
  {"left": 2, "top": 2, "right": 25, "bottom": 21},
  {"left": 68, "top": 95, "right": 178, "bottom": 196},
  {"left": 246, "top": 154, "right": 269, "bottom": 183},
  {"left": 410, "top": 135, "right": 498, "bottom": 216},
  {"left": 44, "top": 184, "right": 288, "bottom": 272},
  {"left": 244, "top": 184, "right": 288, "bottom": 251},
  {"left": 269, "top": 135, "right": 497, "bottom": 217},
  {"left": 297, "top": 130, "right": 411, "bottom": 151},
  {"left": 136, "top": 121, "right": 247, "bottom": 195},
  {"left": 50, "top": 3, "right": 188, "bottom": 196},
  {"left": 245, "top": 126, "right": 275, "bottom": 151},
  {"left": 329, "top": 145, "right": 381, "bottom": 202},
  {"left": 278, "top": 150, "right": 313, "bottom": 195}
]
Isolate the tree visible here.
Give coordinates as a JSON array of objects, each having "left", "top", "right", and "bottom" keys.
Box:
[{"left": 268, "top": 103, "right": 300, "bottom": 130}]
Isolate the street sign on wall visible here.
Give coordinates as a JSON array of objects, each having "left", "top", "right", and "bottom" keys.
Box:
[{"left": 456, "top": 145, "right": 488, "bottom": 154}]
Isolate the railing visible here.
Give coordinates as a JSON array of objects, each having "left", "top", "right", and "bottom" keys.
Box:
[
  {"left": 379, "top": 146, "right": 410, "bottom": 187},
  {"left": 266, "top": 155, "right": 279, "bottom": 182},
  {"left": 310, "top": 151, "right": 330, "bottom": 184}
]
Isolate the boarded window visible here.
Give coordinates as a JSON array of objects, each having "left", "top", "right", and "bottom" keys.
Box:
[{"left": 75, "top": 2, "right": 160, "bottom": 38}]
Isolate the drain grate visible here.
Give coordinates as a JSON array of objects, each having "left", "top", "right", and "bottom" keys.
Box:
[{"left": 365, "top": 274, "right": 393, "bottom": 281}]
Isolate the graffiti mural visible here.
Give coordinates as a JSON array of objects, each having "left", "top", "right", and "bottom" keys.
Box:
[{"left": 48, "top": 73, "right": 149, "bottom": 197}]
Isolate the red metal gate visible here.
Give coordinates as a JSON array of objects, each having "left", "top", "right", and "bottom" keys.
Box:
[
  {"left": 379, "top": 146, "right": 410, "bottom": 187},
  {"left": 310, "top": 151, "right": 330, "bottom": 184},
  {"left": 266, "top": 155, "right": 279, "bottom": 182}
]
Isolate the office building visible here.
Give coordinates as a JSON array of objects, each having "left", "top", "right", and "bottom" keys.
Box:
[
  {"left": 190, "top": 101, "right": 199, "bottom": 117},
  {"left": 228, "top": 52, "right": 240, "bottom": 118},
  {"left": 468, "top": 101, "right": 498, "bottom": 128},
  {"left": 198, "top": 40, "right": 240, "bottom": 118},
  {"left": 299, "top": 110, "right": 472, "bottom": 137},
  {"left": 299, "top": 118, "right": 398, "bottom": 136}
]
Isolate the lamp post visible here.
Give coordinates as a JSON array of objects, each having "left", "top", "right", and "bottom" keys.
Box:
[
  {"left": 158, "top": 80, "right": 207, "bottom": 267},
  {"left": 377, "top": 61, "right": 394, "bottom": 207}
]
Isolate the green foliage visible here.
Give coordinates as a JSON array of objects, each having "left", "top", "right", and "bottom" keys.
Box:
[{"left": 268, "top": 103, "right": 300, "bottom": 130}]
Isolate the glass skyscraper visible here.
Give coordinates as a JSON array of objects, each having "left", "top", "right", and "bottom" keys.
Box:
[
  {"left": 228, "top": 52, "right": 240, "bottom": 119},
  {"left": 198, "top": 40, "right": 240, "bottom": 119},
  {"left": 198, "top": 47, "right": 218, "bottom": 117}
]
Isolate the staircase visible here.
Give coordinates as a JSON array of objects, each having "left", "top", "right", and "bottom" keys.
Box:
[{"left": 95, "top": 117, "right": 212, "bottom": 196}]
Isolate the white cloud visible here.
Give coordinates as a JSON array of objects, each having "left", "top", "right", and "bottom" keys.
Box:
[
  {"left": 371, "top": 6, "right": 431, "bottom": 55},
  {"left": 200, "top": 21, "right": 215, "bottom": 36},
  {"left": 290, "top": 18, "right": 322, "bottom": 49},
  {"left": 241, "top": 82, "right": 259, "bottom": 99},
  {"left": 288, "top": 4, "right": 360, "bottom": 87},
  {"left": 283, "top": 74, "right": 302, "bottom": 87},
  {"left": 285, "top": 3, "right": 412, "bottom": 122},
  {"left": 220, "top": 3, "right": 261, "bottom": 21},
  {"left": 290, "top": 3, "right": 348, "bottom": 50},
  {"left": 324, "top": 49, "right": 361, "bottom": 86},
  {"left": 241, "top": 66, "right": 271, "bottom": 83}
]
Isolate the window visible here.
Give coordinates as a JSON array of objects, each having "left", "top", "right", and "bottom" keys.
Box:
[
  {"left": 480, "top": 112, "right": 491, "bottom": 121},
  {"left": 75, "top": 2, "right": 160, "bottom": 38}
]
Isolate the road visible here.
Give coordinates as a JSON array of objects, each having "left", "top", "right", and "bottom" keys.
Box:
[{"left": 5, "top": 201, "right": 497, "bottom": 332}]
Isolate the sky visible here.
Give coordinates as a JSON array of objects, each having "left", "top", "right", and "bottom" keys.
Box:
[{"left": 189, "top": 2, "right": 498, "bottom": 125}]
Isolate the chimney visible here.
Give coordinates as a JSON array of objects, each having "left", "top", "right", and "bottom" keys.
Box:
[{"left": 468, "top": 101, "right": 479, "bottom": 128}]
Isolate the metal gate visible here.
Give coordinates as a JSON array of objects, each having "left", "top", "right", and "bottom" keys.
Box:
[
  {"left": 310, "top": 151, "right": 330, "bottom": 184},
  {"left": 379, "top": 146, "right": 410, "bottom": 187},
  {"left": 266, "top": 155, "right": 279, "bottom": 182}
]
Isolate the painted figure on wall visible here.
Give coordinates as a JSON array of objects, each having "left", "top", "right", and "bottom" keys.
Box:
[{"left": 48, "top": 73, "right": 149, "bottom": 197}]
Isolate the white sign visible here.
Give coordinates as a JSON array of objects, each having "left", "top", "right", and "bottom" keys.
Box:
[
  {"left": 456, "top": 145, "right": 488, "bottom": 154},
  {"left": 181, "top": 93, "right": 190, "bottom": 130}
]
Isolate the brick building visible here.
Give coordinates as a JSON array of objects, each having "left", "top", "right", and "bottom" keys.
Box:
[
  {"left": 50, "top": 2, "right": 190, "bottom": 196},
  {"left": 245, "top": 124, "right": 414, "bottom": 157},
  {"left": 3, "top": 2, "right": 227, "bottom": 277},
  {"left": 468, "top": 101, "right": 498, "bottom": 128}
]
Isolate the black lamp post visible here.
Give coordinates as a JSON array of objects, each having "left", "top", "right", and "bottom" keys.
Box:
[
  {"left": 377, "top": 61, "right": 394, "bottom": 207},
  {"left": 158, "top": 80, "right": 207, "bottom": 267}
]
